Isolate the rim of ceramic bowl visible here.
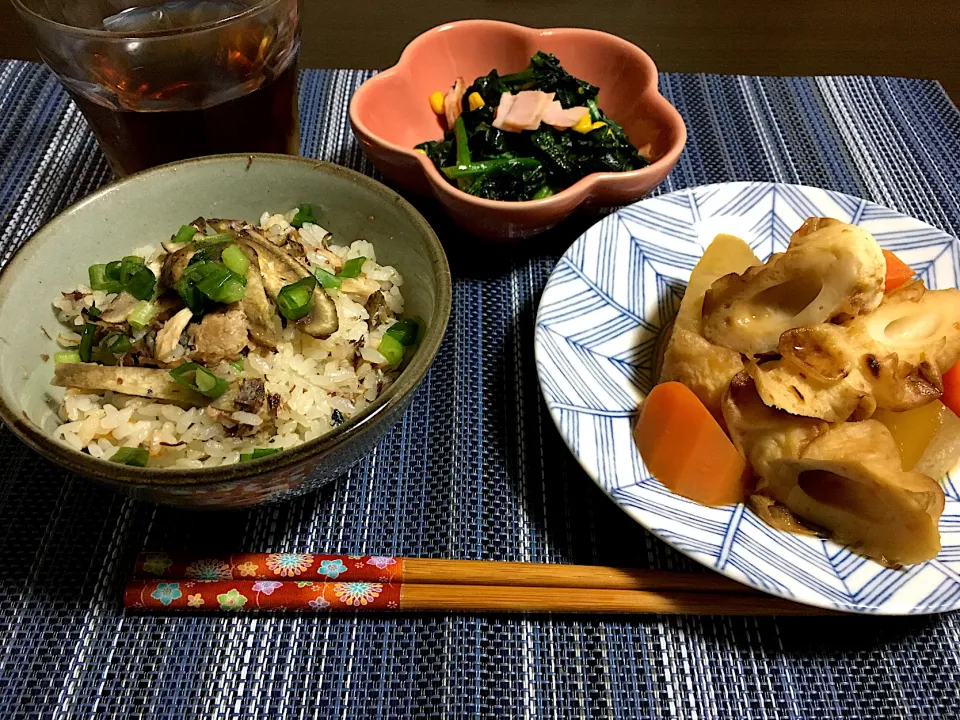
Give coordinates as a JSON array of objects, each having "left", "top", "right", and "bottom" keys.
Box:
[
  {"left": 349, "top": 19, "right": 687, "bottom": 212},
  {"left": 11, "top": 0, "right": 286, "bottom": 39},
  {"left": 0, "top": 153, "right": 452, "bottom": 486}
]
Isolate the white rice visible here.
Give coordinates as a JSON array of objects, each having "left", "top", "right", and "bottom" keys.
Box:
[{"left": 52, "top": 209, "right": 407, "bottom": 468}]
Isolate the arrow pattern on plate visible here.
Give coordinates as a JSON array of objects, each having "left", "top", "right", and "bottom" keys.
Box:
[{"left": 535, "top": 181, "right": 960, "bottom": 614}]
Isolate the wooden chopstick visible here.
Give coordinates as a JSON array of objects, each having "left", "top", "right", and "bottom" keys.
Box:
[
  {"left": 396, "top": 584, "right": 830, "bottom": 616},
  {"left": 133, "top": 552, "right": 763, "bottom": 594},
  {"left": 128, "top": 552, "right": 834, "bottom": 615},
  {"left": 125, "top": 579, "right": 832, "bottom": 616},
  {"left": 399, "top": 559, "right": 761, "bottom": 593}
]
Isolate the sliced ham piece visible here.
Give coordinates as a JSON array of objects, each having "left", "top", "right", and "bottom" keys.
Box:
[
  {"left": 542, "top": 101, "right": 589, "bottom": 129},
  {"left": 496, "top": 90, "right": 556, "bottom": 132},
  {"left": 443, "top": 77, "right": 467, "bottom": 129},
  {"left": 492, "top": 92, "right": 517, "bottom": 130}
]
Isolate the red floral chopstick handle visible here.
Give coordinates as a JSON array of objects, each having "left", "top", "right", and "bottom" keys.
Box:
[
  {"left": 135, "top": 552, "right": 404, "bottom": 583},
  {"left": 126, "top": 580, "right": 402, "bottom": 612}
]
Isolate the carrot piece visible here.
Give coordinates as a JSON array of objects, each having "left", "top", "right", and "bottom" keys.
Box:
[
  {"left": 882, "top": 249, "right": 915, "bottom": 292},
  {"left": 943, "top": 363, "right": 960, "bottom": 419},
  {"left": 634, "top": 382, "right": 751, "bottom": 506}
]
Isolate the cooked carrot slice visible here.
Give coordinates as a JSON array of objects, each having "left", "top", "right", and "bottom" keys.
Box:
[
  {"left": 882, "top": 249, "right": 915, "bottom": 292},
  {"left": 634, "top": 382, "right": 750, "bottom": 506},
  {"left": 943, "top": 363, "right": 960, "bottom": 419}
]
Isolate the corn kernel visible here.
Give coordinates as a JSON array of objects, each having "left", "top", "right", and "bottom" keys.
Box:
[
  {"left": 415, "top": 148, "right": 427, "bottom": 155},
  {"left": 429, "top": 91, "right": 445, "bottom": 115},
  {"left": 468, "top": 92, "right": 485, "bottom": 111},
  {"left": 571, "top": 113, "right": 593, "bottom": 133}
]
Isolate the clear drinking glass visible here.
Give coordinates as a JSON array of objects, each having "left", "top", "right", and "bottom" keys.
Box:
[{"left": 13, "top": 0, "right": 302, "bottom": 176}]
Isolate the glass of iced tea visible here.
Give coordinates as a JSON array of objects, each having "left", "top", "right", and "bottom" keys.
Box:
[{"left": 13, "top": 0, "right": 301, "bottom": 176}]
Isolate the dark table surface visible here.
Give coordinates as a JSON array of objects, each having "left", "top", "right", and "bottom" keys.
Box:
[{"left": 3, "top": 1, "right": 960, "bottom": 103}]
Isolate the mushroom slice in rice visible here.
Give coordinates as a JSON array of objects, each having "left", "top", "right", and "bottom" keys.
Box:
[
  {"left": 98, "top": 292, "right": 140, "bottom": 324},
  {"left": 154, "top": 307, "right": 193, "bottom": 365},
  {"left": 236, "top": 243, "right": 281, "bottom": 348},
  {"left": 160, "top": 244, "right": 200, "bottom": 288},
  {"left": 235, "top": 378, "right": 266, "bottom": 413},
  {"left": 52, "top": 363, "right": 207, "bottom": 405},
  {"left": 236, "top": 232, "right": 338, "bottom": 337},
  {"left": 365, "top": 291, "right": 392, "bottom": 327},
  {"left": 340, "top": 276, "right": 380, "bottom": 303}
]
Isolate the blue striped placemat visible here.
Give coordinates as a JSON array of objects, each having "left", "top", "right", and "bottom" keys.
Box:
[{"left": 1, "top": 61, "right": 959, "bottom": 718}]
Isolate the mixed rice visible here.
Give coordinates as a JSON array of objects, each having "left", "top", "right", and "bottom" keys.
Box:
[{"left": 50, "top": 208, "right": 412, "bottom": 468}]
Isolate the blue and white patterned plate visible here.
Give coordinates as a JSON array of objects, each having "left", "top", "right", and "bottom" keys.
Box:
[{"left": 535, "top": 181, "right": 960, "bottom": 615}]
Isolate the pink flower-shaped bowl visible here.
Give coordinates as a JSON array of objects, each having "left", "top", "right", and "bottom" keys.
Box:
[{"left": 349, "top": 20, "right": 686, "bottom": 240}]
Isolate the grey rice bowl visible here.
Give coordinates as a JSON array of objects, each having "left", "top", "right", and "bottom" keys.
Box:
[{"left": 0, "top": 155, "right": 451, "bottom": 508}]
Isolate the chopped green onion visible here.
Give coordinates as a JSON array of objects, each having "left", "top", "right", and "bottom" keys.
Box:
[
  {"left": 86, "top": 305, "right": 101, "bottom": 319},
  {"left": 378, "top": 333, "right": 405, "bottom": 366},
  {"left": 188, "top": 243, "right": 228, "bottom": 265},
  {"left": 89, "top": 258, "right": 155, "bottom": 300},
  {"left": 174, "top": 224, "right": 198, "bottom": 244},
  {"left": 124, "top": 266, "right": 156, "bottom": 300},
  {"left": 200, "top": 273, "right": 246, "bottom": 304},
  {"left": 385, "top": 318, "right": 420, "bottom": 346},
  {"left": 239, "top": 448, "right": 280, "bottom": 462},
  {"left": 128, "top": 300, "right": 159, "bottom": 330},
  {"left": 79, "top": 322, "right": 96, "bottom": 363},
  {"left": 313, "top": 266, "right": 342, "bottom": 290},
  {"left": 230, "top": 358, "right": 245, "bottom": 372},
  {"left": 533, "top": 185, "right": 555, "bottom": 200},
  {"left": 88, "top": 264, "right": 122, "bottom": 294},
  {"left": 53, "top": 351, "right": 81, "bottom": 364},
  {"left": 276, "top": 276, "right": 317, "bottom": 320},
  {"left": 290, "top": 204, "right": 318, "bottom": 228},
  {"left": 104, "top": 260, "right": 123, "bottom": 283},
  {"left": 168, "top": 363, "right": 229, "bottom": 399},
  {"left": 183, "top": 261, "right": 247, "bottom": 304},
  {"left": 194, "top": 368, "right": 217, "bottom": 393},
  {"left": 221, "top": 245, "right": 249, "bottom": 276},
  {"left": 174, "top": 277, "right": 208, "bottom": 315},
  {"left": 194, "top": 232, "right": 235, "bottom": 246},
  {"left": 110, "top": 446, "right": 149, "bottom": 467},
  {"left": 105, "top": 334, "right": 132, "bottom": 354},
  {"left": 338, "top": 257, "right": 366, "bottom": 279}
]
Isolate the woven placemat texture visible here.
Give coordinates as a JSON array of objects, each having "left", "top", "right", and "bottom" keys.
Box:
[{"left": 1, "top": 62, "right": 960, "bottom": 718}]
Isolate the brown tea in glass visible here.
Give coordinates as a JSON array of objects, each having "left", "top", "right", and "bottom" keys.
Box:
[{"left": 13, "top": 0, "right": 301, "bottom": 177}]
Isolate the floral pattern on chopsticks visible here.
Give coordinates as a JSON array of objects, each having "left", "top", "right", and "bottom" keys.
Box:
[
  {"left": 252, "top": 581, "right": 283, "bottom": 596},
  {"left": 333, "top": 583, "right": 383, "bottom": 607},
  {"left": 126, "top": 580, "right": 401, "bottom": 613},
  {"left": 133, "top": 553, "right": 404, "bottom": 583},
  {"left": 318, "top": 559, "right": 348, "bottom": 579},
  {"left": 150, "top": 583, "right": 182, "bottom": 606},
  {"left": 217, "top": 589, "right": 248, "bottom": 610},
  {"left": 265, "top": 553, "right": 314, "bottom": 577},
  {"left": 366, "top": 556, "right": 397, "bottom": 570},
  {"left": 141, "top": 553, "right": 173, "bottom": 576},
  {"left": 185, "top": 559, "right": 233, "bottom": 582},
  {"left": 236, "top": 562, "right": 259, "bottom": 577}
]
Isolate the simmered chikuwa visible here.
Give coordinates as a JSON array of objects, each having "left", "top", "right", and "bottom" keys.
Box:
[{"left": 648, "top": 217, "right": 960, "bottom": 566}]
